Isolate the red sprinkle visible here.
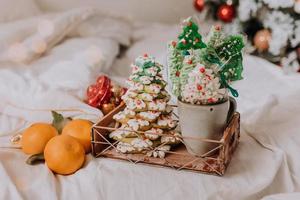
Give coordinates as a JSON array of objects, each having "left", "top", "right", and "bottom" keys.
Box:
[
  {"left": 199, "top": 67, "right": 205, "bottom": 73},
  {"left": 143, "top": 53, "right": 148, "bottom": 57},
  {"left": 187, "top": 59, "right": 193, "bottom": 64},
  {"left": 175, "top": 71, "right": 180, "bottom": 77},
  {"left": 171, "top": 41, "right": 177, "bottom": 47},
  {"left": 215, "top": 25, "right": 221, "bottom": 31},
  {"left": 197, "top": 84, "right": 202, "bottom": 91},
  {"left": 208, "top": 98, "right": 214, "bottom": 103}
]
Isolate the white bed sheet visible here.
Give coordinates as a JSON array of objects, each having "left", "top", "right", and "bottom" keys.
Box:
[
  {"left": 1, "top": 21, "right": 300, "bottom": 200},
  {"left": 0, "top": 7, "right": 131, "bottom": 135}
]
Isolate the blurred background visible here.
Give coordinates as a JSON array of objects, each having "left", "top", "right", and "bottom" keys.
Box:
[
  {"left": 32, "top": 0, "right": 300, "bottom": 73},
  {"left": 36, "top": 0, "right": 198, "bottom": 23}
]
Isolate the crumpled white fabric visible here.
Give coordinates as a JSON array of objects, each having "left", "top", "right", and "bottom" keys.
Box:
[{"left": 0, "top": 7, "right": 132, "bottom": 135}]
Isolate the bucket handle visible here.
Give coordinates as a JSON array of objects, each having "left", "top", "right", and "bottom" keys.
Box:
[{"left": 227, "top": 97, "right": 237, "bottom": 124}]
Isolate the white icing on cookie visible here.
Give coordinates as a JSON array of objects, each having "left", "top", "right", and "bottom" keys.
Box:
[
  {"left": 138, "top": 93, "right": 155, "bottom": 101},
  {"left": 139, "top": 111, "right": 160, "bottom": 121},
  {"left": 109, "top": 126, "right": 135, "bottom": 139},
  {"left": 145, "top": 84, "right": 162, "bottom": 94},
  {"left": 131, "top": 64, "right": 143, "bottom": 74},
  {"left": 145, "top": 67, "right": 159, "bottom": 76},
  {"left": 123, "top": 108, "right": 135, "bottom": 117},
  {"left": 117, "top": 142, "right": 136, "bottom": 153},
  {"left": 157, "top": 115, "right": 177, "bottom": 128},
  {"left": 146, "top": 145, "right": 171, "bottom": 158},
  {"left": 139, "top": 76, "right": 153, "bottom": 84},
  {"left": 144, "top": 127, "right": 162, "bottom": 140},
  {"left": 113, "top": 111, "right": 126, "bottom": 121},
  {"left": 127, "top": 119, "right": 150, "bottom": 131},
  {"left": 131, "top": 138, "right": 153, "bottom": 149},
  {"left": 127, "top": 81, "right": 144, "bottom": 91},
  {"left": 161, "top": 131, "right": 181, "bottom": 144},
  {"left": 126, "top": 98, "right": 146, "bottom": 110},
  {"left": 148, "top": 100, "right": 167, "bottom": 111},
  {"left": 124, "top": 90, "right": 138, "bottom": 98}
]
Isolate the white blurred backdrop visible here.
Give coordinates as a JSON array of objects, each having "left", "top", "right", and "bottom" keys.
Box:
[{"left": 36, "top": 0, "right": 197, "bottom": 23}]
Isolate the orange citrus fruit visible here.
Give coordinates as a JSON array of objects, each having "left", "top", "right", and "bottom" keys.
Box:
[
  {"left": 21, "top": 123, "right": 58, "bottom": 155},
  {"left": 62, "top": 119, "right": 93, "bottom": 153},
  {"left": 44, "top": 135, "right": 85, "bottom": 175}
]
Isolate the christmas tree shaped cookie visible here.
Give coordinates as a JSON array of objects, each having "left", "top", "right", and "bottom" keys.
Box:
[
  {"left": 168, "top": 20, "right": 245, "bottom": 99},
  {"left": 168, "top": 17, "right": 206, "bottom": 97},
  {"left": 176, "top": 17, "right": 206, "bottom": 51},
  {"left": 205, "top": 25, "right": 244, "bottom": 82},
  {"left": 109, "top": 54, "right": 180, "bottom": 158}
]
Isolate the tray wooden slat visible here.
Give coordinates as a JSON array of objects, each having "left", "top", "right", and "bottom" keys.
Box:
[{"left": 91, "top": 103, "right": 240, "bottom": 176}]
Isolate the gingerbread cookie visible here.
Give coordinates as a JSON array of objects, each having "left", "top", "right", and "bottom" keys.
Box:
[
  {"left": 144, "top": 128, "right": 163, "bottom": 140},
  {"left": 153, "top": 114, "right": 177, "bottom": 129},
  {"left": 137, "top": 111, "right": 161, "bottom": 122}
]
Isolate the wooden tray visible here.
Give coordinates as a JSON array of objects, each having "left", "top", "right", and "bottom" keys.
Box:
[{"left": 91, "top": 102, "right": 240, "bottom": 176}]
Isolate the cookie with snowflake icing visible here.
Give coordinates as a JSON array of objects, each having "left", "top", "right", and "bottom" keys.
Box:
[
  {"left": 144, "top": 128, "right": 164, "bottom": 140},
  {"left": 109, "top": 125, "right": 137, "bottom": 140},
  {"left": 125, "top": 98, "right": 147, "bottom": 112},
  {"left": 137, "top": 111, "right": 161, "bottom": 122},
  {"left": 161, "top": 130, "right": 181, "bottom": 145},
  {"left": 113, "top": 108, "right": 136, "bottom": 124},
  {"left": 136, "top": 91, "right": 170, "bottom": 102},
  {"left": 146, "top": 99, "right": 167, "bottom": 112},
  {"left": 146, "top": 145, "right": 171, "bottom": 158},
  {"left": 153, "top": 114, "right": 178, "bottom": 129},
  {"left": 127, "top": 118, "right": 152, "bottom": 131},
  {"left": 143, "top": 83, "right": 163, "bottom": 94},
  {"left": 129, "top": 74, "right": 154, "bottom": 85},
  {"left": 131, "top": 63, "right": 162, "bottom": 77},
  {"left": 116, "top": 138, "right": 154, "bottom": 154},
  {"left": 111, "top": 54, "right": 181, "bottom": 158},
  {"left": 113, "top": 111, "right": 130, "bottom": 124},
  {"left": 136, "top": 92, "right": 157, "bottom": 102},
  {"left": 123, "top": 108, "right": 136, "bottom": 118}
]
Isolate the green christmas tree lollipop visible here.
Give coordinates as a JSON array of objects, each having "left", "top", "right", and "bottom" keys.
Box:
[{"left": 176, "top": 17, "right": 206, "bottom": 51}]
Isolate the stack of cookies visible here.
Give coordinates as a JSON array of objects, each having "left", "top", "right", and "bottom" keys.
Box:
[{"left": 109, "top": 54, "right": 181, "bottom": 158}]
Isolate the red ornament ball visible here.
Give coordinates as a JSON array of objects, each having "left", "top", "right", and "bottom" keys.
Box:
[
  {"left": 86, "top": 75, "right": 112, "bottom": 108},
  {"left": 217, "top": 4, "right": 235, "bottom": 23},
  {"left": 194, "top": 0, "right": 205, "bottom": 12}
]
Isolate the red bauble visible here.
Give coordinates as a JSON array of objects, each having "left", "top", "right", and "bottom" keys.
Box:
[
  {"left": 194, "top": 0, "right": 205, "bottom": 12},
  {"left": 217, "top": 4, "right": 235, "bottom": 23},
  {"left": 86, "top": 75, "right": 112, "bottom": 108}
]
